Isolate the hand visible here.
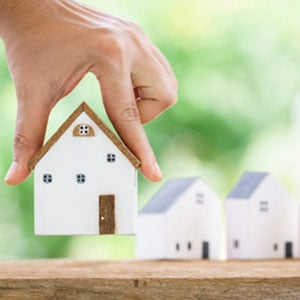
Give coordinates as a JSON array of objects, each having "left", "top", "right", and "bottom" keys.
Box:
[{"left": 0, "top": 0, "right": 177, "bottom": 185}]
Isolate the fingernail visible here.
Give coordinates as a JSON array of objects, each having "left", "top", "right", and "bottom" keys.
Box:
[
  {"left": 5, "top": 161, "right": 19, "bottom": 183},
  {"left": 154, "top": 162, "right": 163, "bottom": 179}
]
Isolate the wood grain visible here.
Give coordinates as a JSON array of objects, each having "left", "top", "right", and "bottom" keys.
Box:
[
  {"left": 0, "top": 260, "right": 299, "bottom": 299},
  {"left": 99, "top": 195, "right": 115, "bottom": 234},
  {"left": 72, "top": 124, "right": 95, "bottom": 136}
]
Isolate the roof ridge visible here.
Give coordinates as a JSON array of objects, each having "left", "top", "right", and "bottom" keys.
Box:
[{"left": 28, "top": 102, "right": 141, "bottom": 170}]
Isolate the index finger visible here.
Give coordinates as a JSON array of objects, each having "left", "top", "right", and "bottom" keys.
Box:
[{"left": 97, "top": 71, "right": 163, "bottom": 182}]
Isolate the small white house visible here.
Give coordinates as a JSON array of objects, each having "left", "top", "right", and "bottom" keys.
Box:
[
  {"left": 136, "top": 177, "right": 223, "bottom": 260},
  {"left": 28, "top": 102, "right": 140, "bottom": 235},
  {"left": 226, "top": 171, "right": 298, "bottom": 259}
]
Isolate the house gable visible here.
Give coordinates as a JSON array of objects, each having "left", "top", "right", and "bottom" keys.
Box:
[
  {"left": 28, "top": 102, "right": 141, "bottom": 170},
  {"left": 35, "top": 111, "right": 132, "bottom": 170}
]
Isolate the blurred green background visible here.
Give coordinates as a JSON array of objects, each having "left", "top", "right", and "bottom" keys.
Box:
[{"left": 0, "top": 0, "right": 300, "bottom": 259}]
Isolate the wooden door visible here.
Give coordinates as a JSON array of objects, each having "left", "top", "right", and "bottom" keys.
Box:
[{"left": 99, "top": 195, "right": 115, "bottom": 234}]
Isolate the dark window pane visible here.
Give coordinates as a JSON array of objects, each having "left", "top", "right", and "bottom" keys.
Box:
[
  {"left": 76, "top": 174, "right": 86, "bottom": 184},
  {"left": 43, "top": 174, "right": 52, "bottom": 184},
  {"left": 107, "top": 153, "right": 116, "bottom": 162}
]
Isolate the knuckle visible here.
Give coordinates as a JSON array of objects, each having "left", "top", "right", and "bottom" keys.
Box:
[
  {"left": 120, "top": 20, "right": 142, "bottom": 37},
  {"left": 96, "top": 29, "right": 126, "bottom": 63},
  {"left": 93, "top": 23, "right": 146, "bottom": 69},
  {"left": 126, "top": 20, "right": 141, "bottom": 31},
  {"left": 126, "top": 22, "right": 143, "bottom": 39},
  {"left": 162, "top": 89, "right": 178, "bottom": 108},
  {"left": 108, "top": 34, "right": 125, "bottom": 55},
  {"left": 13, "top": 133, "right": 31, "bottom": 158},
  {"left": 118, "top": 105, "right": 140, "bottom": 123}
]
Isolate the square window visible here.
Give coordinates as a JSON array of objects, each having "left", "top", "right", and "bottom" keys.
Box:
[
  {"left": 43, "top": 174, "right": 52, "bottom": 184},
  {"left": 76, "top": 174, "right": 86, "bottom": 184},
  {"left": 196, "top": 193, "right": 204, "bottom": 204},
  {"left": 107, "top": 153, "right": 116, "bottom": 162},
  {"left": 79, "top": 124, "right": 90, "bottom": 136},
  {"left": 260, "top": 201, "right": 268, "bottom": 212}
]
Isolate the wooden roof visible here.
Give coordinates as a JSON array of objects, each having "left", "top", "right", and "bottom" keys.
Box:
[{"left": 28, "top": 102, "right": 141, "bottom": 170}]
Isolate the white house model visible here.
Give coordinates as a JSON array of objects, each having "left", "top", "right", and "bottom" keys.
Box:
[
  {"left": 136, "top": 177, "right": 223, "bottom": 260},
  {"left": 226, "top": 171, "right": 298, "bottom": 259},
  {"left": 28, "top": 102, "right": 140, "bottom": 235}
]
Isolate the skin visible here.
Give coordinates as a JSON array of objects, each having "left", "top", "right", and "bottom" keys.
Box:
[{"left": 0, "top": 0, "right": 178, "bottom": 185}]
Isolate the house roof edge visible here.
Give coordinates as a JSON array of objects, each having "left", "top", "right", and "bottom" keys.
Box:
[{"left": 28, "top": 102, "right": 141, "bottom": 170}]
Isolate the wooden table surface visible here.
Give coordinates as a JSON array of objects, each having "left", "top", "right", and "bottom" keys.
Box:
[{"left": 0, "top": 259, "right": 299, "bottom": 299}]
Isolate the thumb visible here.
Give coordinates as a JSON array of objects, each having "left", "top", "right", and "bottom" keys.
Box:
[{"left": 5, "top": 102, "right": 49, "bottom": 185}]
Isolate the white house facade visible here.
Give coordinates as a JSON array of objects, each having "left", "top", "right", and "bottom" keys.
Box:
[
  {"left": 226, "top": 172, "right": 298, "bottom": 259},
  {"left": 136, "top": 177, "right": 224, "bottom": 260},
  {"left": 29, "top": 102, "right": 140, "bottom": 235}
]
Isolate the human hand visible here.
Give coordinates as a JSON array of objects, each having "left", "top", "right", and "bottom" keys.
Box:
[{"left": 0, "top": 0, "right": 177, "bottom": 185}]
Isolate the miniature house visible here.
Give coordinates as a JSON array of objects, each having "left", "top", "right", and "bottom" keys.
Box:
[
  {"left": 226, "top": 171, "right": 298, "bottom": 259},
  {"left": 136, "top": 177, "right": 224, "bottom": 260},
  {"left": 28, "top": 102, "right": 140, "bottom": 235}
]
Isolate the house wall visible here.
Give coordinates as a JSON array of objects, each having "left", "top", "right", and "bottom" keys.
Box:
[
  {"left": 35, "top": 112, "right": 137, "bottom": 235},
  {"left": 226, "top": 199, "right": 249, "bottom": 259},
  {"left": 136, "top": 214, "right": 165, "bottom": 259},
  {"left": 247, "top": 175, "right": 298, "bottom": 259},
  {"left": 165, "top": 179, "right": 223, "bottom": 260}
]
